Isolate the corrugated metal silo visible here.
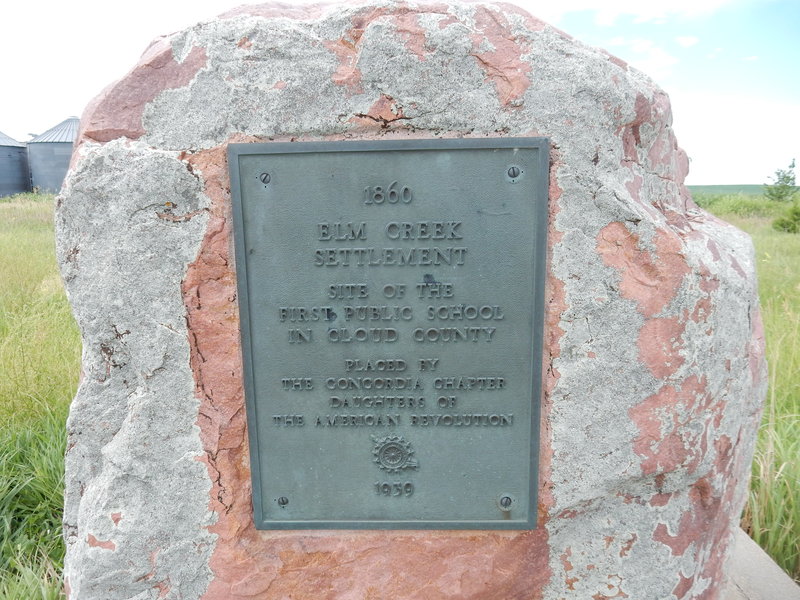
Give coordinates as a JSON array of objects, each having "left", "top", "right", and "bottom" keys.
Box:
[
  {"left": 27, "top": 116, "right": 79, "bottom": 193},
  {"left": 0, "top": 130, "right": 30, "bottom": 197}
]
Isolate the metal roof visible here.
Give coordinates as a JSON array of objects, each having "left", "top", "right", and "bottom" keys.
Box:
[
  {"left": 0, "top": 130, "right": 24, "bottom": 147},
  {"left": 29, "top": 116, "right": 79, "bottom": 144}
]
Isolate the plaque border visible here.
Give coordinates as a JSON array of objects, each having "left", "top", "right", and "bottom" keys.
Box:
[{"left": 228, "top": 138, "right": 549, "bottom": 530}]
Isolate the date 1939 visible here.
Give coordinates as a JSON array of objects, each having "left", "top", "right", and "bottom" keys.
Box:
[{"left": 375, "top": 482, "right": 415, "bottom": 497}]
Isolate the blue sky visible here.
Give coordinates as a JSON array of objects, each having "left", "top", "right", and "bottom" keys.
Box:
[
  {"left": 1, "top": 0, "right": 797, "bottom": 184},
  {"left": 539, "top": 0, "right": 800, "bottom": 183}
]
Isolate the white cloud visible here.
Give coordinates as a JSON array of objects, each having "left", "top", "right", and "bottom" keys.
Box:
[
  {"left": 518, "top": 0, "right": 739, "bottom": 25},
  {"left": 601, "top": 37, "right": 679, "bottom": 82},
  {"left": 670, "top": 91, "right": 800, "bottom": 184},
  {"left": 676, "top": 36, "right": 700, "bottom": 48}
]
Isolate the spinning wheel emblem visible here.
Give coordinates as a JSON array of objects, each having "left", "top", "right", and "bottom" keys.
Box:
[{"left": 371, "top": 435, "right": 419, "bottom": 473}]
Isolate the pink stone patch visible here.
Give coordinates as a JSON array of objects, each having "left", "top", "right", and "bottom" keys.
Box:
[
  {"left": 324, "top": 35, "right": 365, "bottom": 92},
  {"left": 322, "top": 3, "right": 538, "bottom": 107},
  {"left": 619, "top": 534, "right": 637, "bottom": 558},
  {"left": 561, "top": 547, "right": 579, "bottom": 590},
  {"left": 629, "top": 376, "right": 714, "bottom": 476},
  {"left": 350, "top": 94, "right": 410, "bottom": 129},
  {"left": 618, "top": 93, "right": 651, "bottom": 164},
  {"left": 469, "top": 8, "right": 533, "bottom": 106},
  {"left": 673, "top": 573, "right": 695, "bottom": 599},
  {"left": 638, "top": 316, "right": 686, "bottom": 379},
  {"left": 86, "top": 534, "right": 116, "bottom": 551},
  {"left": 392, "top": 10, "right": 435, "bottom": 60},
  {"left": 324, "top": 5, "right": 401, "bottom": 93},
  {"left": 597, "top": 222, "right": 690, "bottom": 318},
  {"left": 80, "top": 43, "right": 208, "bottom": 144},
  {"left": 656, "top": 480, "right": 717, "bottom": 553}
]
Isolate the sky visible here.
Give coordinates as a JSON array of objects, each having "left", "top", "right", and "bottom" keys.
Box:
[{"left": 1, "top": 0, "right": 797, "bottom": 184}]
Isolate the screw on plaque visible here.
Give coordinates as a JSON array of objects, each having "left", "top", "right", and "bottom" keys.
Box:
[
  {"left": 277, "top": 496, "right": 289, "bottom": 507},
  {"left": 506, "top": 165, "right": 523, "bottom": 183},
  {"left": 498, "top": 493, "right": 515, "bottom": 512},
  {"left": 260, "top": 172, "right": 271, "bottom": 184}
]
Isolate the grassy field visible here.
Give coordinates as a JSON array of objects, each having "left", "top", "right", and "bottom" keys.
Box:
[
  {"left": 0, "top": 193, "right": 78, "bottom": 599},
  {"left": 713, "top": 213, "right": 800, "bottom": 581},
  {"left": 687, "top": 184, "right": 767, "bottom": 197},
  {"left": 0, "top": 192, "right": 797, "bottom": 598}
]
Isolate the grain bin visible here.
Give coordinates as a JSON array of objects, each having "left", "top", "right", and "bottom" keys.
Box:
[
  {"left": 28, "top": 116, "right": 79, "bottom": 193},
  {"left": 0, "top": 130, "right": 30, "bottom": 197}
]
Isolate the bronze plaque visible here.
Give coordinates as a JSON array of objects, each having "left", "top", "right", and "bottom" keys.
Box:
[{"left": 228, "top": 138, "right": 548, "bottom": 529}]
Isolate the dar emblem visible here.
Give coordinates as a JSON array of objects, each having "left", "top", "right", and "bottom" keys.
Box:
[{"left": 371, "top": 435, "right": 419, "bottom": 473}]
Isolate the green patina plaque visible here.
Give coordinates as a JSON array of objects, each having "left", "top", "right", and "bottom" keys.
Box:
[{"left": 228, "top": 138, "right": 548, "bottom": 529}]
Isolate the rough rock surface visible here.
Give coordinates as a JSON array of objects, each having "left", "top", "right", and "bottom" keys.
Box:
[{"left": 57, "top": 1, "right": 767, "bottom": 599}]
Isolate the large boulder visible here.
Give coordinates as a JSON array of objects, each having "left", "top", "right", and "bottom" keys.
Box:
[{"left": 57, "top": 1, "right": 766, "bottom": 598}]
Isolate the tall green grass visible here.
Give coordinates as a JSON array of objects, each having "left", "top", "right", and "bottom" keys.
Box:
[
  {"left": 692, "top": 193, "right": 788, "bottom": 219},
  {"left": 0, "top": 405, "right": 67, "bottom": 600},
  {"left": 698, "top": 197, "right": 800, "bottom": 582},
  {"left": 0, "top": 195, "right": 79, "bottom": 425},
  {"left": 0, "top": 193, "right": 78, "bottom": 599}
]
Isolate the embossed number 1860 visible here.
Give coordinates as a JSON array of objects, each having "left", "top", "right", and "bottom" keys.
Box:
[
  {"left": 375, "top": 482, "right": 415, "bottom": 497},
  {"left": 364, "top": 182, "right": 413, "bottom": 204}
]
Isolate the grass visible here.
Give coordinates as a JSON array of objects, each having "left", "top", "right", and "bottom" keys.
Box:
[
  {"left": 687, "top": 184, "right": 767, "bottom": 197},
  {"left": 0, "top": 197, "right": 79, "bottom": 426},
  {"left": 0, "top": 193, "right": 78, "bottom": 599},
  {"left": 0, "top": 191, "right": 797, "bottom": 595},
  {"left": 0, "top": 405, "right": 67, "bottom": 600},
  {"left": 720, "top": 211, "right": 800, "bottom": 582},
  {"left": 691, "top": 193, "right": 791, "bottom": 219}
]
